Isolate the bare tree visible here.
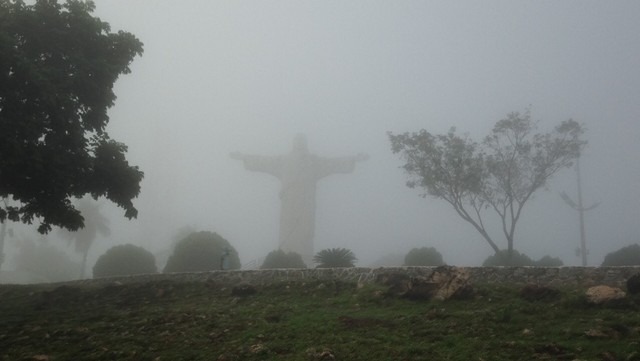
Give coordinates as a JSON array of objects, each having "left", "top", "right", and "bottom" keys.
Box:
[
  {"left": 60, "top": 198, "right": 110, "bottom": 278},
  {"left": 560, "top": 155, "right": 600, "bottom": 266}
]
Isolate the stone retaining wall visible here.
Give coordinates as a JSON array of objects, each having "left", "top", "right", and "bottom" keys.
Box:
[{"left": 76, "top": 266, "right": 640, "bottom": 288}]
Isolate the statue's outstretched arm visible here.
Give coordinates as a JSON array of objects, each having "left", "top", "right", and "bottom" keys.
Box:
[
  {"left": 316, "top": 153, "right": 369, "bottom": 179},
  {"left": 230, "top": 152, "right": 282, "bottom": 178}
]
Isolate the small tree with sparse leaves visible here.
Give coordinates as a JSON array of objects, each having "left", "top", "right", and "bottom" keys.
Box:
[{"left": 389, "top": 110, "right": 585, "bottom": 262}]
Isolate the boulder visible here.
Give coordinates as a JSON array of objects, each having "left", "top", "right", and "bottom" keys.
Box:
[
  {"left": 376, "top": 272, "right": 411, "bottom": 297},
  {"left": 429, "top": 266, "right": 472, "bottom": 300},
  {"left": 627, "top": 273, "right": 640, "bottom": 295},
  {"left": 377, "top": 266, "right": 471, "bottom": 301},
  {"left": 585, "top": 285, "right": 626, "bottom": 305},
  {"left": 305, "top": 347, "right": 335, "bottom": 360}
]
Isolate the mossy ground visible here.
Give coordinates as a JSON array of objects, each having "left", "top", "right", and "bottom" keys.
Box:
[{"left": 1, "top": 279, "right": 639, "bottom": 361}]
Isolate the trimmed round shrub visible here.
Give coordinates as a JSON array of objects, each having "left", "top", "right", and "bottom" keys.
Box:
[
  {"left": 93, "top": 244, "right": 157, "bottom": 278},
  {"left": 535, "top": 255, "right": 564, "bottom": 267},
  {"left": 601, "top": 244, "right": 640, "bottom": 266},
  {"left": 163, "top": 231, "right": 240, "bottom": 273},
  {"left": 313, "top": 248, "right": 357, "bottom": 268},
  {"left": 482, "top": 250, "right": 534, "bottom": 266},
  {"left": 261, "top": 249, "right": 306, "bottom": 269},
  {"left": 404, "top": 247, "right": 445, "bottom": 266}
]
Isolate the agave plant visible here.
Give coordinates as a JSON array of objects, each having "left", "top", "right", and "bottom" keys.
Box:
[{"left": 313, "top": 248, "right": 357, "bottom": 268}]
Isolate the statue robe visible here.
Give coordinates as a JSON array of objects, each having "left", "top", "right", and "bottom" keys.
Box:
[{"left": 238, "top": 152, "right": 359, "bottom": 258}]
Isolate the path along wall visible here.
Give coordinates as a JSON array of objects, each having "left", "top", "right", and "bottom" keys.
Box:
[{"left": 82, "top": 266, "right": 640, "bottom": 288}]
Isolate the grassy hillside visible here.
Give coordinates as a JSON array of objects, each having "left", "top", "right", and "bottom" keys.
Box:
[{"left": 1, "top": 278, "right": 639, "bottom": 361}]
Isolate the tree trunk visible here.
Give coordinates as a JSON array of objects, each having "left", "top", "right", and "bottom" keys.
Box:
[
  {"left": 507, "top": 237, "right": 514, "bottom": 264},
  {"left": 79, "top": 250, "right": 88, "bottom": 279},
  {"left": 0, "top": 221, "right": 6, "bottom": 270},
  {"left": 479, "top": 229, "right": 500, "bottom": 255},
  {"left": 576, "top": 157, "right": 588, "bottom": 266}
]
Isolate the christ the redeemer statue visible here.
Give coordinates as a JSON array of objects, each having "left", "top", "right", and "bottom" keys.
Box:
[{"left": 230, "top": 134, "right": 368, "bottom": 260}]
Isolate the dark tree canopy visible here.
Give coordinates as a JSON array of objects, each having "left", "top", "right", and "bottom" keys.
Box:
[
  {"left": 0, "top": 0, "right": 144, "bottom": 233},
  {"left": 389, "top": 110, "right": 585, "bottom": 260}
]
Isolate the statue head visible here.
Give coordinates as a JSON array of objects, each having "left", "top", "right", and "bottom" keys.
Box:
[{"left": 292, "top": 133, "right": 309, "bottom": 155}]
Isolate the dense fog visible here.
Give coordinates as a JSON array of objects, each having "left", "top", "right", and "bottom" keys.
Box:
[{"left": 3, "top": 1, "right": 640, "bottom": 280}]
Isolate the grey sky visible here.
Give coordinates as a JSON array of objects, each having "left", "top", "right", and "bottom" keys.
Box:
[{"left": 12, "top": 1, "right": 640, "bottom": 269}]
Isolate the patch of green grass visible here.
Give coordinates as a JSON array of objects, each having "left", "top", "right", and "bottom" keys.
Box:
[{"left": 1, "top": 280, "right": 639, "bottom": 360}]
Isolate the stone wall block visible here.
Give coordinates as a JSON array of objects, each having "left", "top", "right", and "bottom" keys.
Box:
[{"left": 67, "top": 266, "right": 640, "bottom": 289}]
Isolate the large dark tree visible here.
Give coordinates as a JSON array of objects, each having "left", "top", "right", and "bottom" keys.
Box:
[
  {"left": 389, "top": 110, "right": 585, "bottom": 260},
  {"left": 0, "top": 0, "right": 144, "bottom": 237}
]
